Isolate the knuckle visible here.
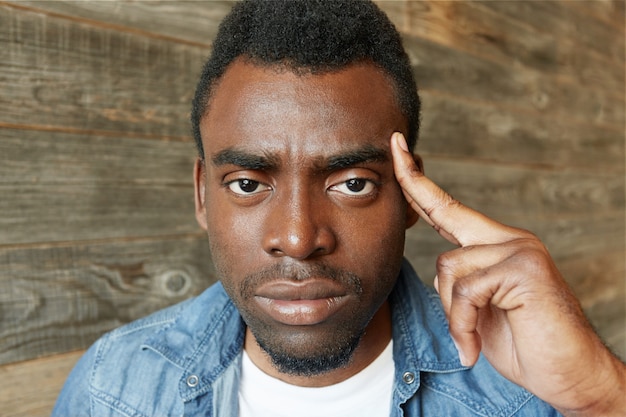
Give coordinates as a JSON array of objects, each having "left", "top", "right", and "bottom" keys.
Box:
[
  {"left": 436, "top": 251, "right": 458, "bottom": 274},
  {"left": 508, "top": 242, "right": 556, "bottom": 280},
  {"left": 452, "top": 279, "right": 475, "bottom": 301},
  {"left": 451, "top": 271, "right": 491, "bottom": 306},
  {"left": 516, "top": 240, "right": 550, "bottom": 262},
  {"left": 514, "top": 228, "right": 541, "bottom": 243}
]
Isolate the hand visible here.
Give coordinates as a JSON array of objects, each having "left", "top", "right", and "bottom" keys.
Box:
[{"left": 390, "top": 132, "right": 625, "bottom": 416}]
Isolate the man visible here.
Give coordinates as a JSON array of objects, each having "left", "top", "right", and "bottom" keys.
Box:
[{"left": 53, "top": 1, "right": 625, "bottom": 416}]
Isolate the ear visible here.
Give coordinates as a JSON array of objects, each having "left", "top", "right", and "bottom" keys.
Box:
[
  {"left": 194, "top": 158, "right": 208, "bottom": 231},
  {"left": 405, "top": 153, "right": 424, "bottom": 229}
]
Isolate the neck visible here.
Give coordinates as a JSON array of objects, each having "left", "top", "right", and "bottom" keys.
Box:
[{"left": 244, "top": 301, "right": 392, "bottom": 387}]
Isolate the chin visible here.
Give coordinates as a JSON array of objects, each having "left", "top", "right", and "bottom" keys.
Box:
[{"left": 252, "top": 324, "right": 365, "bottom": 377}]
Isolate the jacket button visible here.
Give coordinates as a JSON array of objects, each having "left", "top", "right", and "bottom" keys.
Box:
[
  {"left": 402, "top": 371, "right": 415, "bottom": 384},
  {"left": 186, "top": 374, "right": 199, "bottom": 387}
]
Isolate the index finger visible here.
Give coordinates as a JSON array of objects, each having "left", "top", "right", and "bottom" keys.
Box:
[{"left": 391, "top": 132, "right": 520, "bottom": 247}]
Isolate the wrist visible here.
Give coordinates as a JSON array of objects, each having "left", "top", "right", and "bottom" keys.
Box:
[{"left": 559, "top": 353, "right": 626, "bottom": 417}]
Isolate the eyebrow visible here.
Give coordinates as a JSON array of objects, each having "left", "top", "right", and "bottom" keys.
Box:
[
  {"left": 324, "top": 145, "right": 388, "bottom": 171},
  {"left": 210, "top": 144, "right": 388, "bottom": 171},
  {"left": 211, "top": 148, "right": 279, "bottom": 170}
]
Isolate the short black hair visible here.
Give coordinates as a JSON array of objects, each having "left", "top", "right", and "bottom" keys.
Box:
[{"left": 191, "top": 0, "right": 420, "bottom": 160}]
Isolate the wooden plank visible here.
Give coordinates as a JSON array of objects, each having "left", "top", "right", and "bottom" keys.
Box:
[
  {"left": 0, "top": 350, "right": 83, "bottom": 417},
  {"left": 476, "top": 0, "right": 625, "bottom": 64},
  {"left": 0, "top": 128, "right": 195, "bottom": 184},
  {"left": 567, "top": 0, "right": 626, "bottom": 31},
  {"left": 2, "top": 0, "right": 236, "bottom": 46},
  {"left": 404, "top": 34, "right": 625, "bottom": 130},
  {"left": 0, "top": 4, "right": 206, "bottom": 136},
  {"left": 418, "top": 92, "right": 625, "bottom": 171},
  {"left": 562, "top": 249, "right": 626, "bottom": 312},
  {"left": 422, "top": 158, "right": 624, "bottom": 220},
  {"left": 0, "top": 235, "right": 216, "bottom": 365},
  {"left": 0, "top": 182, "right": 197, "bottom": 243},
  {"left": 0, "top": 128, "right": 199, "bottom": 245},
  {"left": 536, "top": 214, "right": 624, "bottom": 261},
  {"left": 381, "top": 0, "right": 624, "bottom": 96},
  {"left": 25, "top": 0, "right": 622, "bottom": 84}
]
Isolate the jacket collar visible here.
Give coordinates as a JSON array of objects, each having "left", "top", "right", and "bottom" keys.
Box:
[
  {"left": 391, "top": 259, "right": 468, "bottom": 373},
  {"left": 142, "top": 282, "right": 245, "bottom": 401}
]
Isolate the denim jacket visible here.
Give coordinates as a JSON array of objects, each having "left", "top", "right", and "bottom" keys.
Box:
[{"left": 53, "top": 260, "right": 561, "bottom": 416}]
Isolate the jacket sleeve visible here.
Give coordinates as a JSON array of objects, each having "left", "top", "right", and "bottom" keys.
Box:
[{"left": 51, "top": 340, "right": 99, "bottom": 417}]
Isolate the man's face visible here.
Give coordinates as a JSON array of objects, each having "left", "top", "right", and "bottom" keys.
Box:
[{"left": 195, "top": 59, "right": 416, "bottom": 376}]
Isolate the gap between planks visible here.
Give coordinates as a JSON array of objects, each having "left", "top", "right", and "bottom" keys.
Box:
[
  {"left": 0, "top": 232, "right": 207, "bottom": 251},
  {"left": 0, "top": 122, "right": 193, "bottom": 143}
]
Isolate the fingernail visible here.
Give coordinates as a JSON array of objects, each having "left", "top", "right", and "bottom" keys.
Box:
[
  {"left": 433, "top": 275, "right": 439, "bottom": 293},
  {"left": 459, "top": 352, "right": 470, "bottom": 367},
  {"left": 394, "top": 132, "right": 409, "bottom": 152},
  {"left": 451, "top": 337, "right": 470, "bottom": 367}
]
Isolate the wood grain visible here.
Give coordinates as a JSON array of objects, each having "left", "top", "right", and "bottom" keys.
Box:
[
  {"left": 567, "top": 0, "right": 625, "bottom": 31},
  {"left": 418, "top": 93, "right": 625, "bottom": 171},
  {"left": 406, "top": 35, "right": 624, "bottom": 130},
  {"left": 387, "top": 1, "right": 624, "bottom": 94},
  {"left": 0, "top": 128, "right": 199, "bottom": 245},
  {"left": 476, "top": 0, "right": 625, "bottom": 64},
  {"left": 0, "top": 236, "right": 216, "bottom": 365},
  {"left": 0, "top": 350, "right": 83, "bottom": 417},
  {"left": 0, "top": 4, "right": 206, "bottom": 136},
  {"left": 0, "top": 128, "right": 194, "bottom": 185},
  {"left": 2, "top": 0, "right": 236, "bottom": 46},
  {"left": 423, "top": 157, "right": 625, "bottom": 219}
]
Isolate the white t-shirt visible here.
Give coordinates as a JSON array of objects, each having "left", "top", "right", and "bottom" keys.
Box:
[{"left": 238, "top": 341, "right": 394, "bottom": 417}]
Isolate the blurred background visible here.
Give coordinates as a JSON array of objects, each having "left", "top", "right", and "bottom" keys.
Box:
[{"left": 0, "top": 1, "right": 623, "bottom": 415}]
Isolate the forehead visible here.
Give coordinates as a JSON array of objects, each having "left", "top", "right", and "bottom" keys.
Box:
[{"left": 199, "top": 59, "right": 407, "bottom": 159}]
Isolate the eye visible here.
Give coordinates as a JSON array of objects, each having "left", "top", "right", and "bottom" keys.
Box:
[
  {"left": 330, "top": 178, "right": 376, "bottom": 196},
  {"left": 226, "top": 179, "right": 271, "bottom": 195}
]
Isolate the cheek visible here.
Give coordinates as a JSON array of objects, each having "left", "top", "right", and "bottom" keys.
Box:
[
  {"left": 348, "top": 193, "right": 407, "bottom": 253},
  {"left": 204, "top": 197, "right": 263, "bottom": 281},
  {"left": 341, "top": 198, "right": 407, "bottom": 290}
]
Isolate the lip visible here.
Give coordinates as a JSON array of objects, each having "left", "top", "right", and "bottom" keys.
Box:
[{"left": 253, "top": 280, "right": 349, "bottom": 326}]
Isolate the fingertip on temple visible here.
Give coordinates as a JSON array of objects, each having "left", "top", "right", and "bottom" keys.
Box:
[{"left": 392, "top": 132, "right": 409, "bottom": 152}]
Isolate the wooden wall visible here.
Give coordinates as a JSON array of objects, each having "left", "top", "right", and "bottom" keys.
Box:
[{"left": 0, "top": 1, "right": 623, "bottom": 415}]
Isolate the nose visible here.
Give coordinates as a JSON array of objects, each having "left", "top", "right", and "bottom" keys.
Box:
[{"left": 262, "top": 189, "right": 336, "bottom": 260}]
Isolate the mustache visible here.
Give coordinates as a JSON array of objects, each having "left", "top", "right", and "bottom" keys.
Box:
[{"left": 240, "top": 263, "right": 363, "bottom": 299}]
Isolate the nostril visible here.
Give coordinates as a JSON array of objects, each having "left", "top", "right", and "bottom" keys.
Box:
[{"left": 270, "top": 248, "right": 284, "bottom": 256}]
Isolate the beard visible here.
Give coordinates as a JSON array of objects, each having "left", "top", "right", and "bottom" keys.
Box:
[
  {"left": 253, "top": 321, "right": 364, "bottom": 377},
  {"left": 233, "top": 262, "right": 371, "bottom": 377}
]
